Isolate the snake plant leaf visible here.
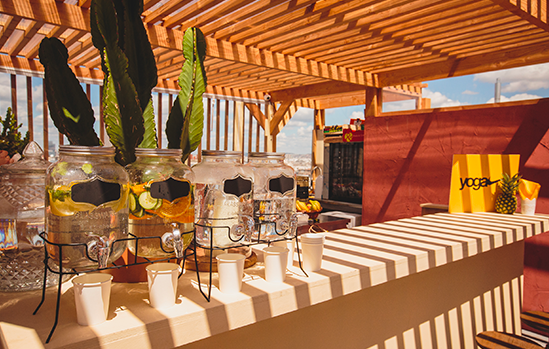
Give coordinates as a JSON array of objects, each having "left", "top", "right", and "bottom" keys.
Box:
[
  {"left": 166, "top": 27, "right": 207, "bottom": 162},
  {"left": 94, "top": 0, "right": 144, "bottom": 165},
  {"left": 138, "top": 98, "right": 158, "bottom": 148},
  {"left": 38, "top": 37, "right": 101, "bottom": 146}
]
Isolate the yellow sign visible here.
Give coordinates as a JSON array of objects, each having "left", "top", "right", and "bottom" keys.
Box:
[{"left": 448, "top": 154, "right": 520, "bottom": 213}]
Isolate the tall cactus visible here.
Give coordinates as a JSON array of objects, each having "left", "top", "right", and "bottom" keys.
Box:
[
  {"left": 166, "top": 27, "right": 207, "bottom": 162},
  {"left": 39, "top": 37, "right": 102, "bottom": 146}
]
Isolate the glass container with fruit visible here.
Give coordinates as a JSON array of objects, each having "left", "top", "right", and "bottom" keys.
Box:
[
  {"left": 45, "top": 146, "right": 129, "bottom": 271},
  {"left": 125, "top": 148, "right": 194, "bottom": 258},
  {"left": 193, "top": 150, "right": 254, "bottom": 255},
  {"left": 245, "top": 152, "right": 297, "bottom": 242}
]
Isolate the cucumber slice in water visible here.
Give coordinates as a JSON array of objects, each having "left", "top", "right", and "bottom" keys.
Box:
[
  {"left": 129, "top": 193, "right": 138, "bottom": 212},
  {"left": 133, "top": 207, "right": 144, "bottom": 218},
  {"left": 152, "top": 198, "right": 163, "bottom": 210},
  {"left": 138, "top": 191, "right": 160, "bottom": 210}
]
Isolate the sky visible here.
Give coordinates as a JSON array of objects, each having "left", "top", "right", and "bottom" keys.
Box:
[{"left": 1, "top": 62, "right": 549, "bottom": 158}]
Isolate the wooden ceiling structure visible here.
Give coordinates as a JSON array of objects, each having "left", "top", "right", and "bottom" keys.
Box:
[{"left": 0, "top": 0, "right": 548, "bottom": 113}]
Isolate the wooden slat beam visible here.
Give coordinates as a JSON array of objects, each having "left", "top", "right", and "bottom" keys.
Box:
[
  {"left": 0, "top": 16, "right": 21, "bottom": 49},
  {"left": 269, "top": 100, "right": 293, "bottom": 134},
  {"left": 0, "top": 0, "right": 90, "bottom": 31},
  {"left": 147, "top": 24, "right": 379, "bottom": 87},
  {"left": 379, "top": 42, "right": 549, "bottom": 86},
  {"left": 244, "top": 103, "right": 265, "bottom": 130},
  {"left": 269, "top": 81, "right": 367, "bottom": 101},
  {"left": 8, "top": 20, "right": 43, "bottom": 56},
  {"left": 490, "top": 0, "right": 549, "bottom": 31}
]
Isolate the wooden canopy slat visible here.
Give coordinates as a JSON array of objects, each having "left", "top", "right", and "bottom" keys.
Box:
[
  {"left": 0, "top": 0, "right": 547, "bottom": 109},
  {"left": 206, "top": 0, "right": 314, "bottom": 39},
  {"left": 265, "top": 0, "right": 447, "bottom": 53}
]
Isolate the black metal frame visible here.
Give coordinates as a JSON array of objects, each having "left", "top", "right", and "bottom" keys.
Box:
[
  {"left": 33, "top": 229, "right": 197, "bottom": 343},
  {"left": 34, "top": 219, "right": 308, "bottom": 343}
]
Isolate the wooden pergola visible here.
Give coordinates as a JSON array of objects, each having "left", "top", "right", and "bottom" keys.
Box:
[{"left": 0, "top": 0, "right": 548, "bottom": 159}]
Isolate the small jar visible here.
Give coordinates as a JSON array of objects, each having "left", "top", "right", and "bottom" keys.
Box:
[
  {"left": 45, "top": 146, "right": 129, "bottom": 271},
  {"left": 245, "top": 152, "right": 297, "bottom": 242},
  {"left": 125, "top": 148, "right": 194, "bottom": 258},
  {"left": 192, "top": 151, "right": 254, "bottom": 252}
]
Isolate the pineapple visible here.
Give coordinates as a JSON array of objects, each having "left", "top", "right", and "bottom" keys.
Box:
[{"left": 495, "top": 172, "right": 521, "bottom": 214}]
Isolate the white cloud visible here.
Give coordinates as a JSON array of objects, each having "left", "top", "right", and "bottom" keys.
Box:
[
  {"left": 350, "top": 111, "right": 364, "bottom": 119},
  {"left": 422, "top": 89, "right": 462, "bottom": 108},
  {"left": 383, "top": 99, "right": 416, "bottom": 112},
  {"left": 474, "top": 63, "right": 549, "bottom": 93},
  {"left": 485, "top": 92, "right": 542, "bottom": 104},
  {"left": 462, "top": 90, "right": 478, "bottom": 95}
]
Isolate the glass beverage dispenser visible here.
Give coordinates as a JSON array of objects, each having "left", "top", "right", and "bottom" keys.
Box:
[
  {"left": 125, "top": 148, "right": 194, "bottom": 258},
  {"left": 245, "top": 152, "right": 297, "bottom": 242},
  {"left": 193, "top": 151, "right": 254, "bottom": 256},
  {"left": 45, "top": 146, "right": 129, "bottom": 271},
  {"left": 0, "top": 141, "right": 60, "bottom": 291}
]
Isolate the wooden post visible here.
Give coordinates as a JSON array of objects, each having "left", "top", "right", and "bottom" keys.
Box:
[
  {"left": 215, "top": 99, "right": 220, "bottom": 150},
  {"left": 233, "top": 101, "right": 244, "bottom": 155},
  {"left": 224, "top": 100, "right": 230, "bottom": 150},
  {"left": 26, "top": 77, "right": 33, "bottom": 141},
  {"left": 206, "top": 97, "right": 211, "bottom": 150},
  {"left": 43, "top": 81, "right": 49, "bottom": 160},
  {"left": 365, "top": 87, "right": 382, "bottom": 117},
  {"left": 264, "top": 103, "right": 274, "bottom": 152},
  {"left": 11, "top": 74, "right": 17, "bottom": 122},
  {"left": 248, "top": 106, "right": 253, "bottom": 154},
  {"left": 312, "top": 109, "right": 325, "bottom": 166}
]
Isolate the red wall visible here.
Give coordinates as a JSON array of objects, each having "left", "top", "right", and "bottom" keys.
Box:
[{"left": 362, "top": 98, "right": 549, "bottom": 224}]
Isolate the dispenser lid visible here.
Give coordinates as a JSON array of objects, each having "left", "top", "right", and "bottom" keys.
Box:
[{"left": 0, "top": 141, "right": 50, "bottom": 175}]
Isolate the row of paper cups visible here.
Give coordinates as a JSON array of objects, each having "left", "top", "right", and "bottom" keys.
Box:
[
  {"left": 218, "top": 233, "right": 326, "bottom": 293},
  {"left": 72, "top": 262, "right": 180, "bottom": 326},
  {"left": 72, "top": 232, "right": 326, "bottom": 325}
]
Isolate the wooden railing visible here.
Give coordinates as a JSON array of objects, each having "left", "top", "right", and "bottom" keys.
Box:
[{"left": 2, "top": 73, "right": 268, "bottom": 163}]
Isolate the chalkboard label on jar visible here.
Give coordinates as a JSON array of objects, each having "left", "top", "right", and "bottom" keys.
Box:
[
  {"left": 71, "top": 178, "right": 121, "bottom": 206},
  {"left": 150, "top": 178, "right": 191, "bottom": 202},
  {"left": 223, "top": 175, "right": 252, "bottom": 197},
  {"left": 268, "top": 175, "right": 295, "bottom": 195}
]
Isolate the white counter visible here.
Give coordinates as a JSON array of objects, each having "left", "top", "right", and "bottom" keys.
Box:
[{"left": 1, "top": 212, "right": 548, "bottom": 349}]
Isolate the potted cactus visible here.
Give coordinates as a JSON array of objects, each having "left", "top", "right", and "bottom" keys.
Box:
[{"left": 38, "top": 0, "right": 206, "bottom": 165}]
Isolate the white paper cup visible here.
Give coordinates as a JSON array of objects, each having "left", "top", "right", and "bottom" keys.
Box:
[
  {"left": 263, "top": 246, "right": 289, "bottom": 283},
  {"left": 146, "top": 263, "right": 180, "bottom": 309},
  {"left": 216, "top": 253, "right": 246, "bottom": 294},
  {"left": 272, "top": 239, "right": 295, "bottom": 267},
  {"left": 300, "top": 233, "right": 325, "bottom": 272},
  {"left": 72, "top": 273, "right": 113, "bottom": 326},
  {"left": 522, "top": 198, "right": 537, "bottom": 215}
]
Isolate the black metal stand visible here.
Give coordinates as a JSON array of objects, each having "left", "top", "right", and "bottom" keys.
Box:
[
  {"left": 34, "top": 216, "right": 310, "bottom": 343},
  {"left": 33, "top": 229, "right": 196, "bottom": 343},
  {"left": 193, "top": 219, "right": 308, "bottom": 301}
]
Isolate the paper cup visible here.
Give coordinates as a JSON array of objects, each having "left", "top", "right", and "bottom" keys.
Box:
[
  {"left": 72, "top": 273, "right": 113, "bottom": 326},
  {"left": 300, "top": 233, "right": 325, "bottom": 272},
  {"left": 522, "top": 198, "right": 537, "bottom": 215},
  {"left": 216, "top": 253, "right": 246, "bottom": 294},
  {"left": 272, "top": 239, "right": 295, "bottom": 267},
  {"left": 263, "top": 246, "right": 289, "bottom": 283},
  {"left": 146, "top": 263, "right": 180, "bottom": 309}
]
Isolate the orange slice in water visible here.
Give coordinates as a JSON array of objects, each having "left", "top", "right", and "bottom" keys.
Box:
[
  {"left": 170, "top": 205, "right": 194, "bottom": 223},
  {"left": 158, "top": 195, "right": 191, "bottom": 219}
]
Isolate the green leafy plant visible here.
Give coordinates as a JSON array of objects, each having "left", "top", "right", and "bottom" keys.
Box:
[
  {"left": 166, "top": 27, "right": 207, "bottom": 162},
  {"left": 38, "top": 0, "right": 206, "bottom": 165},
  {"left": 0, "top": 107, "right": 30, "bottom": 157}
]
